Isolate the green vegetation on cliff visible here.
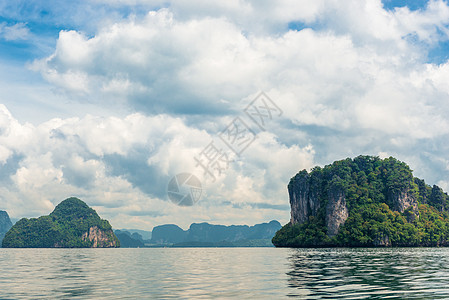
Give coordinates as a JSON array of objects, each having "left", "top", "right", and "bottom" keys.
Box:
[
  {"left": 273, "top": 156, "right": 449, "bottom": 247},
  {"left": 2, "top": 197, "right": 120, "bottom": 248}
]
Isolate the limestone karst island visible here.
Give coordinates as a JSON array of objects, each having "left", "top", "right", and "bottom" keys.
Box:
[
  {"left": 2, "top": 197, "right": 119, "bottom": 248},
  {"left": 273, "top": 155, "right": 449, "bottom": 247}
]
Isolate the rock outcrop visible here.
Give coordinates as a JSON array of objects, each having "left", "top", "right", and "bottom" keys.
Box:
[
  {"left": 373, "top": 233, "right": 391, "bottom": 246},
  {"left": 325, "top": 184, "right": 348, "bottom": 237},
  {"left": 287, "top": 160, "right": 423, "bottom": 239},
  {"left": 288, "top": 171, "right": 320, "bottom": 225},
  {"left": 82, "top": 226, "right": 119, "bottom": 248},
  {"left": 289, "top": 172, "right": 310, "bottom": 225},
  {"left": 389, "top": 190, "right": 419, "bottom": 221},
  {"left": 289, "top": 172, "right": 349, "bottom": 237},
  {"left": 275, "top": 156, "right": 449, "bottom": 247}
]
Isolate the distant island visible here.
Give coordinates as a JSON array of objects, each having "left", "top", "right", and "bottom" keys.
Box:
[
  {"left": 2, "top": 197, "right": 119, "bottom": 248},
  {"left": 273, "top": 155, "right": 449, "bottom": 247},
  {"left": 2, "top": 196, "right": 280, "bottom": 248},
  {"left": 116, "top": 220, "right": 281, "bottom": 247},
  {"left": 0, "top": 210, "right": 13, "bottom": 247}
]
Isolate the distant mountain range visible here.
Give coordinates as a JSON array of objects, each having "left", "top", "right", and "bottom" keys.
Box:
[
  {"left": 115, "top": 230, "right": 145, "bottom": 247},
  {"left": 116, "top": 220, "right": 281, "bottom": 247},
  {"left": 118, "top": 229, "right": 152, "bottom": 240}
]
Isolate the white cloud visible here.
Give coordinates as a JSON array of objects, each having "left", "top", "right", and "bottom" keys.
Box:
[
  {"left": 0, "top": 105, "right": 311, "bottom": 229},
  {"left": 32, "top": 5, "right": 449, "bottom": 137},
  {"left": 0, "top": 22, "right": 31, "bottom": 41},
  {"left": 3, "top": 0, "right": 449, "bottom": 229},
  {"left": 394, "top": 0, "right": 449, "bottom": 44}
]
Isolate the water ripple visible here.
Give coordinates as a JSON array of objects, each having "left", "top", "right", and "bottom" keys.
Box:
[{"left": 1, "top": 248, "right": 449, "bottom": 299}]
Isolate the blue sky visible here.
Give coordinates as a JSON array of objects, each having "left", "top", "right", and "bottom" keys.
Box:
[
  {"left": 382, "top": 0, "right": 429, "bottom": 11},
  {"left": 1, "top": 0, "right": 449, "bottom": 230}
]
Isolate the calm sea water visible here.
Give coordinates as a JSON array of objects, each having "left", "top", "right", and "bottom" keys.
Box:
[{"left": 1, "top": 247, "right": 449, "bottom": 299}]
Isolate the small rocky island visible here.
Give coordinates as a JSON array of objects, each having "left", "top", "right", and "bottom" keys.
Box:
[
  {"left": 2, "top": 197, "right": 120, "bottom": 248},
  {"left": 273, "top": 155, "right": 449, "bottom": 247}
]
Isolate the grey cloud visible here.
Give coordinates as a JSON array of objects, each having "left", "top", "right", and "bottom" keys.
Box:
[
  {"left": 61, "top": 165, "right": 95, "bottom": 188},
  {"left": 130, "top": 87, "right": 234, "bottom": 116},
  {"left": 0, "top": 153, "right": 23, "bottom": 184},
  {"left": 103, "top": 148, "right": 170, "bottom": 199}
]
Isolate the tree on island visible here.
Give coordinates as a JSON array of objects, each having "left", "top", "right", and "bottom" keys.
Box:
[
  {"left": 273, "top": 156, "right": 449, "bottom": 247},
  {"left": 2, "top": 197, "right": 120, "bottom": 248}
]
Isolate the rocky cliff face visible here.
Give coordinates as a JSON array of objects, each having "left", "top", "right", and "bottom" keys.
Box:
[
  {"left": 288, "top": 172, "right": 320, "bottom": 225},
  {"left": 289, "top": 172, "right": 309, "bottom": 224},
  {"left": 275, "top": 156, "right": 449, "bottom": 247},
  {"left": 389, "top": 190, "right": 419, "bottom": 221},
  {"left": 373, "top": 233, "right": 391, "bottom": 246},
  {"left": 325, "top": 185, "right": 348, "bottom": 237},
  {"left": 289, "top": 173, "right": 348, "bottom": 237},
  {"left": 288, "top": 170, "right": 418, "bottom": 237},
  {"left": 82, "top": 226, "right": 119, "bottom": 248}
]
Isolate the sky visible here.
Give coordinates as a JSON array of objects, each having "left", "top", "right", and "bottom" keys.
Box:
[{"left": 1, "top": 0, "right": 449, "bottom": 230}]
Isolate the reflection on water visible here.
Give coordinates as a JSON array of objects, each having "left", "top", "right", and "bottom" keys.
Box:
[
  {"left": 1, "top": 248, "right": 449, "bottom": 299},
  {"left": 286, "top": 248, "right": 449, "bottom": 299}
]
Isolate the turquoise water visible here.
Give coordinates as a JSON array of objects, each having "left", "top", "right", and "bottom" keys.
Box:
[{"left": 1, "top": 248, "right": 449, "bottom": 299}]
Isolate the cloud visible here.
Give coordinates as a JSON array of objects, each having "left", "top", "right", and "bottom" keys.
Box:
[
  {"left": 31, "top": 3, "right": 449, "bottom": 124},
  {"left": 0, "top": 105, "right": 311, "bottom": 229},
  {"left": 2, "top": 0, "right": 449, "bottom": 230},
  {"left": 32, "top": 10, "right": 266, "bottom": 115},
  {"left": 0, "top": 22, "right": 31, "bottom": 41}
]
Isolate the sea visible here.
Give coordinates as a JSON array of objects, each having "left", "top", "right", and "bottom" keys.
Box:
[{"left": 1, "top": 247, "right": 449, "bottom": 299}]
